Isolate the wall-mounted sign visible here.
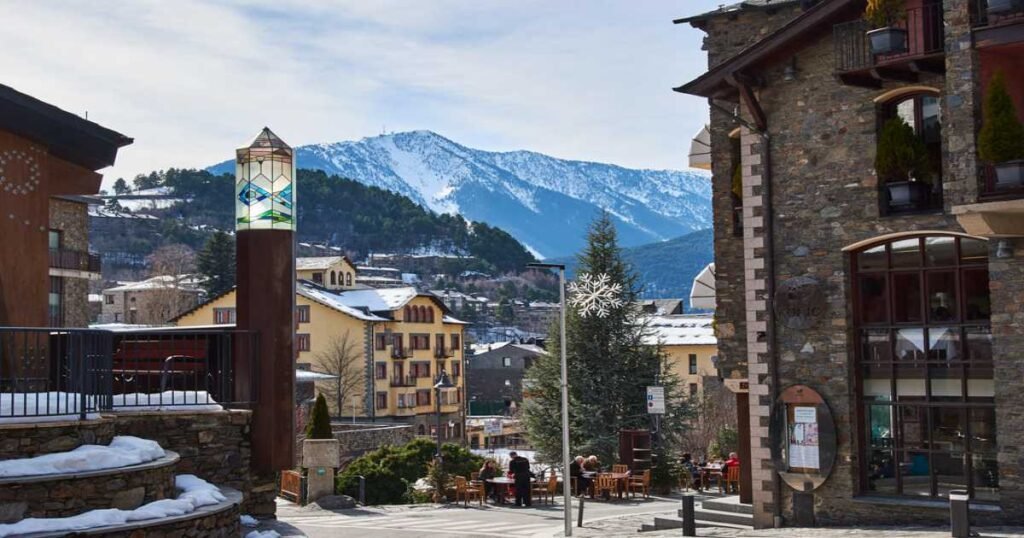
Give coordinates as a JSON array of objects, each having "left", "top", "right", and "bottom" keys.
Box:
[
  {"left": 788, "top": 406, "right": 820, "bottom": 470},
  {"left": 484, "top": 419, "right": 502, "bottom": 436},
  {"left": 774, "top": 276, "right": 826, "bottom": 330},
  {"left": 646, "top": 386, "right": 665, "bottom": 414},
  {"left": 770, "top": 384, "right": 836, "bottom": 492}
]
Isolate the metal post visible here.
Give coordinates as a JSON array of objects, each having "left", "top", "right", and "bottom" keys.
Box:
[
  {"left": 436, "top": 384, "right": 443, "bottom": 460},
  {"left": 949, "top": 490, "right": 969, "bottom": 538},
  {"left": 577, "top": 495, "right": 584, "bottom": 528},
  {"left": 358, "top": 475, "right": 366, "bottom": 505},
  {"left": 558, "top": 266, "right": 572, "bottom": 536},
  {"left": 681, "top": 494, "right": 696, "bottom": 537}
]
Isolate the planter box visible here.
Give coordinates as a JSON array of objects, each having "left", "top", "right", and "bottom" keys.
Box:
[
  {"left": 987, "top": 0, "right": 1020, "bottom": 15},
  {"left": 886, "top": 181, "right": 931, "bottom": 209},
  {"left": 302, "top": 439, "right": 340, "bottom": 469},
  {"left": 867, "top": 27, "right": 908, "bottom": 55},
  {"left": 994, "top": 160, "right": 1024, "bottom": 190}
]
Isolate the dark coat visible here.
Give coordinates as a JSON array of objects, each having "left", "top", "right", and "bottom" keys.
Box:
[{"left": 509, "top": 456, "right": 533, "bottom": 482}]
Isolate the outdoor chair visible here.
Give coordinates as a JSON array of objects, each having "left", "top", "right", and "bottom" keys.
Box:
[
  {"left": 531, "top": 477, "right": 550, "bottom": 504},
  {"left": 454, "top": 476, "right": 483, "bottom": 507},
  {"left": 724, "top": 465, "right": 740, "bottom": 494},
  {"left": 627, "top": 469, "right": 650, "bottom": 499},
  {"left": 679, "top": 471, "right": 695, "bottom": 492},
  {"left": 611, "top": 464, "right": 629, "bottom": 474},
  {"left": 595, "top": 473, "right": 617, "bottom": 500},
  {"left": 470, "top": 471, "right": 480, "bottom": 482}
]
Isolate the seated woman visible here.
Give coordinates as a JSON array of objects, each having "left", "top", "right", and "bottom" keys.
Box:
[
  {"left": 478, "top": 460, "right": 500, "bottom": 501},
  {"left": 584, "top": 455, "right": 601, "bottom": 472},
  {"left": 569, "top": 455, "right": 592, "bottom": 496},
  {"left": 680, "top": 452, "right": 701, "bottom": 491}
]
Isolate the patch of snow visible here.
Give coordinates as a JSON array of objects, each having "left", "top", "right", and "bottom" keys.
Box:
[
  {"left": 0, "top": 475, "right": 224, "bottom": 537},
  {"left": 240, "top": 514, "right": 258, "bottom": 527},
  {"left": 246, "top": 531, "right": 281, "bottom": 538},
  {"left": 0, "top": 392, "right": 99, "bottom": 423},
  {"left": 0, "top": 436, "right": 165, "bottom": 478},
  {"left": 111, "top": 391, "right": 223, "bottom": 412}
]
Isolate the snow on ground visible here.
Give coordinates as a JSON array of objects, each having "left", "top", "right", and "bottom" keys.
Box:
[
  {"left": 111, "top": 391, "right": 223, "bottom": 412},
  {"left": 0, "top": 392, "right": 99, "bottom": 424},
  {"left": 245, "top": 531, "right": 281, "bottom": 538},
  {"left": 0, "top": 436, "right": 165, "bottom": 478},
  {"left": 240, "top": 514, "right": 258, "bottom": 526},
  {"left": 0, "top": 475, "right": 224, "bottom": 537}
]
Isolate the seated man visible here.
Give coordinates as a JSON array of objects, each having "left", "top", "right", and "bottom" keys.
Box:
[{"left": 569, "top": 456, "right": 592, "bottom": 496}]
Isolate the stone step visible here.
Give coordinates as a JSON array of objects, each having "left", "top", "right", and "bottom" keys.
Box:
[
  {"left": 676, "top": 507, "right": 754, "bottom": 527},
  {"left": 648, "top": 515, "right": 753, "bottom": 531},
  {"left": 701, "top": 496, "right": 754, "bottom": 515}
]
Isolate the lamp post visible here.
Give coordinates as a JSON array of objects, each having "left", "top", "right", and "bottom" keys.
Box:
[
  {"left": 434, "top": 370, "right": 454, "bottom": 461},
  {"left": 526, "top": 262, "right": 571, "bottom": 537}
]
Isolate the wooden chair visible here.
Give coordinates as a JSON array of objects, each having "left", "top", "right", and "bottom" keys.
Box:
[
  {"left": 470, "top": 471, "right": 480, "bottom": 481},
  {"left": 595, "top": 473, "right": 617, "bottom": 500},
  {"left": 627, "top": 469, "right": 650, "bottom": 499},
  {"left": 531, "top": 477, "right": 549, "bottom": 504},
  {"left": 679, "top": 471, "right": 694, "bottom": 492},
  {"left": 724, "top": 465, "right": 740, "bottom": 494},
  {"left": 545, "top": 475, "right": 558, "bottom": 503},
  {"left": 611, "top": 464, "right": 629, "bottom": 474},
  {"left": 454, "top": 476, "right": 484, "bottom": 507}
]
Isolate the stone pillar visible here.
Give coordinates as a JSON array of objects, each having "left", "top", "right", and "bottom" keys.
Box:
[
  {"left": 990, "top": 238, "right": 1024, "bottom": 521},
  {"left": 941, "top": 0, "right": 982, "bottom": 207},
  {"left": 736, "top": 390, "right": 753, "bottom": 504},
  {"left": 740, "top": 126, "right": 775, "bottom": 528},
  {"left": 302, "top": 439, "right": 340, "bottom": 503}
]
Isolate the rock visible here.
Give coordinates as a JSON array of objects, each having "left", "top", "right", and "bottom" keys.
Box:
[
  {"left": 313, "top": 495, "right": 357, "bottom": 510},
  {"left": 110, "top": 487, "right": 146, "bottom": 510},
  {"left": 0, "top": 502, "right": 27, "bottom": 524}
]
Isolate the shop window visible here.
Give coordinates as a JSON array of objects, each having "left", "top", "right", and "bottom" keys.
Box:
[{"left": 853, "top": 234, "right": 995, "bottom": 501}]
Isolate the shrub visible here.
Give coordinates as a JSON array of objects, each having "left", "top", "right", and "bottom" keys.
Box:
[
  {"left": 979, "top": 71, "right": 1024, "bottom": 164},
  {"left": 875, "top": 116, "right": 928, "bottom": 183},
  {"left": 305, "top": 394, "right": 333, "bottom": 440},
  {"left": 864, "top": 0, "right": 906, "bottom": 28}
]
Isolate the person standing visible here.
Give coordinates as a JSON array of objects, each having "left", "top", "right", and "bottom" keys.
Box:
[{"left": 508, "top": 451, "right": 534, "bottom": 507}]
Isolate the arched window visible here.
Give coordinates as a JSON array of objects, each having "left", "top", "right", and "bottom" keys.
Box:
[
  {"left": 852, "top": 234, "right": 995, "bottom": 501},
  {"left": 877, "top": 91, "right": 942, "bottom": 215},
  {"left": 427, "top": 307, "right": 434, "bottom": 323},
  {"left": 404, "top": 306, "right": 412, "bottom": 322},
  {"left": 417, "top": 424, "right": 425, "bottom": 436},
  {"left": 346, "top": 272, "right": 352, "bottom": 286},
  {"left": 330, "top": 271, "right": 336, "bottom": 286}
]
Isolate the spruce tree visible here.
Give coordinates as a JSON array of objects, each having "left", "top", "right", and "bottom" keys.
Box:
[
  {"left": 197, "top": 231, "right": 236, "bottom": 296},
  {"left": 306, "top": 393, "right": 333, "bottom": 439},
  {"left": 523, "top": 212, "right": 691, "bottom": 466}
]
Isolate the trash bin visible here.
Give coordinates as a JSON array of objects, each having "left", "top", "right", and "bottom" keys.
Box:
[{"left": 949, "top": 490, "right": 969, "bottom": 538}]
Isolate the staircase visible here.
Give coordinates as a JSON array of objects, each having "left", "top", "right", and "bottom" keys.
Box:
[{"left": 640, "top": 495, "right": 754, "bottom": 532}]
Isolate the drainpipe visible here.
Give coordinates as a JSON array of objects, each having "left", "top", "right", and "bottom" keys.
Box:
[{"left": 710, "top": 99, "right": 783, "bottom": 528}]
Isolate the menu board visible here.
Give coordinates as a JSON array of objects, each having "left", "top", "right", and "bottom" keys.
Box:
[{"left": 788, "top": 406, "right": 820, "bottom": 470}]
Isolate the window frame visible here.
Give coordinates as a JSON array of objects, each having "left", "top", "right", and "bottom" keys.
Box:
[
  {"left": 297, "top": 333, "right": 311, "bottom": 352},
  {"left": 297, "top": 304, "right": 311, "bottom": 323},
  {"left": 876, "top": 92, "right": 944, "bottom": 216}
]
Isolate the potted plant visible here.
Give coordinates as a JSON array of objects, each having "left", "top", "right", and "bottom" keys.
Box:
[
  {"left": 864, "top": 0, "right": 908, "bottom": 55},
  {"left": 986, "top": 0, "right": 1022, "bottom": 16},
  {"left": 876, "top": 116, "right": 931, "bottom": 209},
  {"left": 979, "top": 70, "right": 1024, "bottom": 190}
]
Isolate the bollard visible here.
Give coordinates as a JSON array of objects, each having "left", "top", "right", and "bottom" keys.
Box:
[
  {"left": 949, "top": 490, "right": 969, "bottom": 538},
  {"left": 681, "top": 494, "right": 696, "bottom": 537},
  {"left": 577, "top": 495, "right": 584, "bottom": 527},
  {"left": 358, "top": 476, "right": 366, "bottom": 506}
]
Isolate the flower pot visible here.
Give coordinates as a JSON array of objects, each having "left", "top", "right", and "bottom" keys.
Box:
[
  {"left": 302, "top": 438, "right": 340, "bottom": 469},
  {"left": 867, "top": 27, "right": 908, "bottom": 55},
  {"left": 986, "top": 0, "right": 1019, "bottom": 15},
  {"left": 886, "top": 181, "right": 931, "bottom": 209},
  {"left": 994, "top": 160, "right": 1024, "bottom": 190}
]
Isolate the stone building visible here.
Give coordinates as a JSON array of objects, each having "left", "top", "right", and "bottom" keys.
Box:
[
  {"left": 99, "top": 275, "right": 203, "bottom": 325},
  {"left": 466, "top": 341, "right": 545, "bottom": 416},
  {"left": 677, "top": 0, "right": 1024, "bottom": 528}
]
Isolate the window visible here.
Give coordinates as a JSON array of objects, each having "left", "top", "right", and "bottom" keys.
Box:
[
  {"left": 312, "top": 272, "right": 323, "bottom": 284},
  {"left": 375, "top": 334, "right": 388, "bottom": 351},
  {"left": 853, "top": 235, "right": 995, "bottom": 501},
  {"left": 451, "top": 360, "right": 461, "bottom": 377},
  {"left": 436, "top": 334, "right": 445, "bottom": 352},
  {"left": 392, "top": 334, "right": 404, "bottom": 354},
  {"left": 48, "top": 277, "right": 62, "bottom": 327},
  {"left": 878, "top": 93, "right": 943, "bottom": 215},
  {"left": 346, "top": 272, "right": 352, "bottom": 287},
  {"left": 213, "top": 307, "right": 236, "bottom": 325},
  {"left": 427, "top": 307, "right": 434, "bottom": 323},
  {"left": 376, "top": 392, "right": 387, "bottom": 410},
  {"left": 297, "top": 333, "right": 311, "bottom": 352},
  {"left": 689, "top": 383, "right": 699, "bottom": 397},
  {"left": 48, "top": 229, "right": 61, "bottom": 250},
  {"left": 729, "top": 136, "right": 743, "bottom": 237},
  {"left": 451, "top": 334, "right": 461, "bottom": 351},
  {"left": 416, "top": 389, "right": 431, "bottom": 406},
  {"left": 297, "top": 305, "right": 310, "bottom": 323},
  {"left": 375, "top": 362, "right": 387, "bottom": 380},
  {"left": 503, "top": 357, "right": 512, "bottom": 368},
  {"left": 330, "top": 271, "right": 336, "bottom": 286},
  {"left": 411, "top": 334, "right": 430, "bottom": 350},
  {"left": 689, "top": 354, "right": 698, "bottom": 375},
  {"left": 411, "top": 361, "right": 431, "bottom": 378},
  {"left": 104, "top": 294, "right": 115, "bottom": 305}
]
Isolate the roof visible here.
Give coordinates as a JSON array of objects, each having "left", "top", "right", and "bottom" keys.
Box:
[
  {"left": 296, "top": 370, "right": 339, "bottom": 382},
  {"left": 469, "top": 341, "right": 546, "bottom": 356},
  {"left": 643, "top": 314, "right": 717, "bottom": 346},
  {"left": 675, "top": 0, "right": 859, "bottom": 99},
  {"left": 636, "top": 299, "right": 685, "bottom": 316},
  {"left": 674, "top": 0, "right": 803, "bottom": 26},
  {"left": 297, "top": 282, "right": 389, "bottom": 321},
  {"left": 0, "top": 83, "right": 132, "bottom": 170},
  {"left": 296, "top": 256, "right": 352, "bottom": 271},
  {"left": 104, "top": 275, "right": 204, "bottom": 293}
]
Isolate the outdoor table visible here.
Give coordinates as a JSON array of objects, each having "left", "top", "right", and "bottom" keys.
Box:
[
  {"left": 699, "top": 465, "right": 723, "bottom": 490},
  {"left": 608, "top": 472, "right": 630, "bottom": 499},
  {"left": 485, "top": 476, "right": 515, "bottom": 504}
]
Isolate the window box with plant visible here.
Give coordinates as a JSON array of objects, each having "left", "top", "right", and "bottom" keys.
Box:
[
  {"left": 986, "top": 0, "right": 1022, "bottom": 16},
  {"left": 979, "top": 70, "right": 1024, "bottom": 193},
  {"left": 877, "top": 116, "right": 934, "bottom": 212},
  {"left": 864, "top": 0, "right": 908, "bottom": 55}
]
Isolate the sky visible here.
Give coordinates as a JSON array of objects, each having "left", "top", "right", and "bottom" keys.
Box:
[{"left": 0, "top": 1, "right": 722, "bottom": 187}]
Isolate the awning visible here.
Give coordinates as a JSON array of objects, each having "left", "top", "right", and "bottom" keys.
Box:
[
  {"left": 689, "top": 263, "right": 716, "bottom": 310},
  {"left": 688, "top": 125, "right": 712, "bottom": 170}
]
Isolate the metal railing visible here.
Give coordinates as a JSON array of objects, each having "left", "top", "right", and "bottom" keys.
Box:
[
  {"left": 0, "top": 327, "right": 259, "bottom": 421},
  {"left": 834, "top": 3, "right": 945, "bottom": 72},
  {"left": 390, "top": 347, "right": 411, "bottom": 359},
  {"left": 973, "top": 0, "right": 1024, "bottom": 27},
  {"left": 49, "top": 248, "right": 101, "bottom": 273},
  {"left": 390, "top": 375, "right": 416, "bottom": 387}
]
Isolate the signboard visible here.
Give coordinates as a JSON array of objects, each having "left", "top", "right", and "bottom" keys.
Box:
[
  {"left": 484, "top": 419, "right": 503, "bottom": 436},
  {"left": 646, "top": 386, "right": 665, "bottom": 414},
  {"left": 788, "top": 406, "right": 820, "bottom": 470}
]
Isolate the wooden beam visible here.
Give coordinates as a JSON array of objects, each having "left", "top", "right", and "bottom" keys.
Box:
[
  {"left": 974, "top": 21, "right": 1024, "bottom": 49},
  {"left": 727, "top": 73, "right": 768, "bottom": 132},
  {"left": 908, "top": 59, "right": 944, "bottom": 74},
  {"left": 870, "top": 67, "right": 918, "bottom": 83},
  {"left": 837, "top": 73, "right": 882, "bottom": 88}
]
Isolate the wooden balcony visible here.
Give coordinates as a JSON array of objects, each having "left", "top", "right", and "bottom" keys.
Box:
[
  {"left": 834, "top": 3, "right": 945, "bottom": 87},
  {"left": 973, "top": 0, "right": 1024, "bottom": 47},
  {"left": 49, "top": 248, "right": 101, "bottom": 274}
]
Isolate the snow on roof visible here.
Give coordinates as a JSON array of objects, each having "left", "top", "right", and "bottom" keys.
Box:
[
  {"left": 337, "top": 286, "right": 418, "bottom": 312},
  {"left": 357, "top": 265, "right": 400, "bottom": 272},
  {"left": 442, "top": 314, "right": 470, "bottom": 325},
  {"left": 297, "top": 283, "right": 389, "bottom": 321},
  {"left": 296, "top": 370, "right": 338, "bottom": 382},
  {"left": 104, "top": 275, "right": 203, "bottom": 293},
  {"left": 88, "top": 293, "right": 103, "bottom": 303},
  {"left": 356, "top": 275, "right": 403, "bottom": 283},
  {"left": 644, "top": 314, "right": 716, "bottom": 346},
  {"left": 296, "top": 256, "right": 347, "bottom": 271}
]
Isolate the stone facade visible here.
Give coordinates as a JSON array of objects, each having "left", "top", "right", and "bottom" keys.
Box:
[
  {"left": 331, "top": 423, "right": 414, "bottom": 463},
  {"left": 466, "top": 343, "right": 542, "bottom": 411},
  {"left": 0, "top": 417, "right": 115, "bottom": 459},
  {"left": 687, "top": 0, "right": 1024, "bottom": 528},
  {"left": 48, "top": 198, "right": 94, "bottom": 327}
]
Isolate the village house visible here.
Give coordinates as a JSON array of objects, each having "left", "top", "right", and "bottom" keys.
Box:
[
  {"left": 644, "top": 314, "right": 718, "bottom": 398},
  {"left": 677, "top": 0, "right": 1024, "bottom": 527},
  {"left": 98, "top": 275, "right": 204, "bottom": 325}
]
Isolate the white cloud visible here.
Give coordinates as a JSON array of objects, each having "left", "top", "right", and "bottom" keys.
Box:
[{"left": 0, "top": 0, "right": 719, "bottom": 186}]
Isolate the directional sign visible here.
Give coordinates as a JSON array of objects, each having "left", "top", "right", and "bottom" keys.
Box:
[{"left": 646, "top": 386, "right": 665, "bottom": 414}]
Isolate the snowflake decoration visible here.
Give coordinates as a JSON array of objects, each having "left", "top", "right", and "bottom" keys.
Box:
[{"left": 568, "top": 272, "right": 623, "bottom": 318}]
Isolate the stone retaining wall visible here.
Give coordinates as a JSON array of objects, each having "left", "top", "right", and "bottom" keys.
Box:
[
  {"left": 0, "top": 417, "right": 115, "bottom": 460},
  {"left": 331, "top": 423, "right": 414, "bottom": 463}
]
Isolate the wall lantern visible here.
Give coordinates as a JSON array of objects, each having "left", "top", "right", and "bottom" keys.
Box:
[
  {"left": 996, "top": 239, "right": 1014, "bottom": 259},
  {"left": 235, "top": 127, "right": 295, "bottom": 231}
]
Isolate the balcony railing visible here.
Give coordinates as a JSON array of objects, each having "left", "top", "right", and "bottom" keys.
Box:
[
  {"left": 973, "top": 0, "right": 1024, "bottom": 27},
  {"left": 390, "top": 375, "right": 416, "bottom": 387},
  {"left": 978, "top": 163, "right": 1024, "bottom": 200},
  {"left": 390, "top": 347, "right": 411, "bottom": 359},
  {"left": 49, "top": 248, "right": 101, "bottom": 273},
  {"left": 834, "top": 3, "right": 945, "bottom": 74},
  {"left": 433, "top": 347, "right": 454, "bottom": 359},
  {"left": 0, "top": 326, "right": 259, "bottom": 421}
]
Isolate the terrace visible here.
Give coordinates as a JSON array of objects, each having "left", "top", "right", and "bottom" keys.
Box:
[{"left": 833, "top": 3, "right": 945, "bottom": 87}]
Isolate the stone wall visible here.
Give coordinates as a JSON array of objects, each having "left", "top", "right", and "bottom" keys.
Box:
[
  {"left": 0, "top": 417, "right": 115, "bottom": 459},
  {"left": 299, "top": 422, "right": 414, "bottom": 467},
  {"left": 90, "top": 496, "right": 241, "bottom": 538}
]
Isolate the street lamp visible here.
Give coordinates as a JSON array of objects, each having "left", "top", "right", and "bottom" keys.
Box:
[
  {"left": 526, "top": 262, "right": 571, "bottom": 537},
  {"left": 433, "top": 370, "right": 454, "bottom": 460}
]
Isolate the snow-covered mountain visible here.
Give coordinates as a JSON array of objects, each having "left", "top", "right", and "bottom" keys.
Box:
[{"left": 208, "top": 130, "right": 711, "bottom": 258}]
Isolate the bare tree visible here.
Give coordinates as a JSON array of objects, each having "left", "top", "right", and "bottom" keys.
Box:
[
  {"left": 142, "top": 244, "right": 199, "bottom": 323},
  {"left": 681, "top": 379, "right": 738, "bottom": 457},
  {"left": 315, "top": 330, "right": 366, "bottom": 419}
]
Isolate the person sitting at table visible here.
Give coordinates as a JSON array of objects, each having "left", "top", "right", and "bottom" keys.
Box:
[
  {"left": 723, "top": 452, "right": 740, "bottom": 472},
  {"left": 479, "top": 460, "right": 500, "bottom": 502},
  {"left": 681, "top": 452, "right": 702, "bottom": 491},
  {"left": 569, "top": 456, "right": 592, "bottom": 497},
  {"left": 584, "top": 455, "right": 601, "bottom": 472}
]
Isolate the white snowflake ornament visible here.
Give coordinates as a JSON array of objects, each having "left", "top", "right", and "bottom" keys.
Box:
[{"left": 568, "top": 272, "right": 623, "bottom": 318}]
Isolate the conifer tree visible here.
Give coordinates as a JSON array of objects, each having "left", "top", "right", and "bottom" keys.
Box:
[
  {"left": 523, "top": 212, "right": 691, "bottom": 466},
  {"left": 197, "top": 231, "right": 236, "bottom": 296},
  {"left": 306, "top": 393, "right": 333, "bottom": 439}
]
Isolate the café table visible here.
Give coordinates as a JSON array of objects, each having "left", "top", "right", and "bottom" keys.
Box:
[
  {"left": 699, "top": 464, "right": 723, "bottom": 491},
  {"left": 485, "top": 476, "right": 515, "bottom": 504}
]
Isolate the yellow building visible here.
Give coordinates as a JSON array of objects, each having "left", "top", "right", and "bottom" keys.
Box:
[
  {"left": 644, "top": 314, "right": 717, "bottom": 398},
  {"left": 174, "top": 258, "right": 468, "bottom": 441}
]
